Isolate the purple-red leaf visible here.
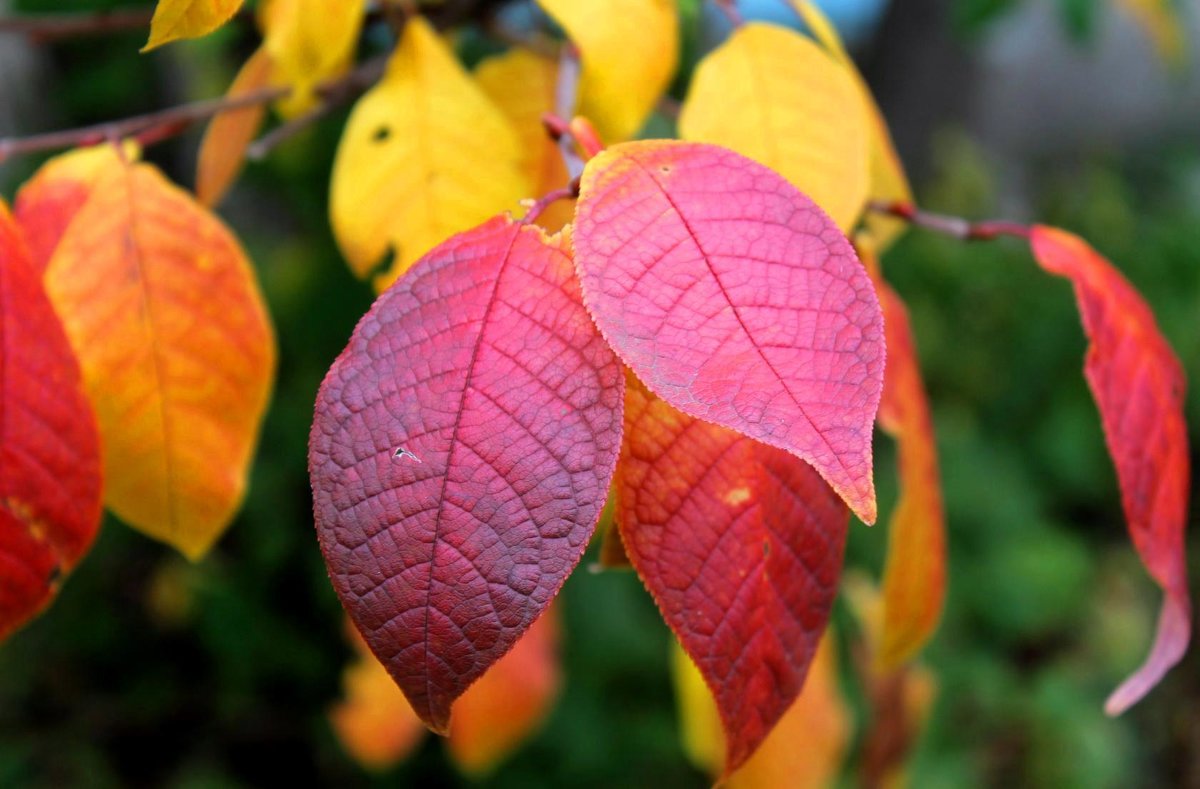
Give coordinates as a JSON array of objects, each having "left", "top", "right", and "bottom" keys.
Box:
[
  {"left": 617, "top": 380, "right": 848, "bottom": 774},
  {"left": 0, "top": 200, "right": 102, "bottom": 639},
  {"left": 1030, "top": 225, "right": 1190, "bottom": 714},
  {"left": 309, "top": 216, "right": 624, "bottom": 732},
  {"left": 572, "top": 140, "right": 884, "bottom": 523}
]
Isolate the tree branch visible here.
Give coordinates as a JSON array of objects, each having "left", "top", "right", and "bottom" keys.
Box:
[
  {"left": 867, "top": 200, "right": 1030, "bottom": 241},
  {"left": 714, "top": 0, "right": 744, "bottom": 28}
]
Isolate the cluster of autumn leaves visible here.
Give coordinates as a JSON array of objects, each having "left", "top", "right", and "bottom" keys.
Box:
[{"left": 0, "top": 0, "right": 1192, "bottom": 783}]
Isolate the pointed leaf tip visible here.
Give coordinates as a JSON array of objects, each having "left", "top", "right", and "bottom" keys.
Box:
[
  {"left": 1030, "top": 225, "right": 1191, "bottom": 711},
  {"left": 310, "top": 216, "right": 623, "bottom": 731},
  {"left": 573, "top": 140, "right": 884, "bottom": 523}
]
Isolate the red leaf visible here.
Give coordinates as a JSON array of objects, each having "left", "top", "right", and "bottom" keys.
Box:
[
  {"left": 1029, "top": 225, "right": 1191, "bottom": 713},
  {"left": 573, "top": 140, "right": 884, "bottom": 523},
  {"left": 309, "top": 216, "right": 624, "bottom": 732},
  {"left": 617, "top": 380, "right": 848, "bottom": 774},
  {"left": 0, "top": 200, "right": 102, "bottom": 639}
]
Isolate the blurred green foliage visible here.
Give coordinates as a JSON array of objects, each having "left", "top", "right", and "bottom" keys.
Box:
[{"left": 1, "top": 1, "right": 1199, "bottom": 787}]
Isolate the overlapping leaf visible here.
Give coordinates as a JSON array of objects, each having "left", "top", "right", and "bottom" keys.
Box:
[
  {"left": 618, "top": 381, "right": 848, "bottom": 773},
  {"left": 0, "top": 202, "right": 102, "bottom": 640},
  {"left": 145, "top": 0, "right": 244, "bottom": 50},
  {"left": 573, "top": 140, "right": 884, "bottom": 522},
  {"left": 329, "top": 17, "right": 529, "bottom": 288},
  {"left": 1029, "top": 226, "right": 1191, "bottom": 713},
  {"left": 310, "top": 217, "right": 623, "bottom": 733},
  {"left": 27, "top": 146, "right": 275, "bottom": 559},
  {"left": 679, "top": 22, "right": 869, "bottom": 232},
  {"left": 858, "top": 238, "right": 946, "bottom": 667},
  {"left": 535, "top": 0, "right": 679, "bottom": 143},
  {"left": 474, "top": 49, "right": 573, "bottom": 232},
  {"left": 196, "top": 46, "right": 274, "bottom": 207},
  {"left": 260, "top": 0, "right": 366, "bottom": 118}
]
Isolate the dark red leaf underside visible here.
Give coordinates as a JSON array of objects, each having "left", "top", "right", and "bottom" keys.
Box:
[
  {"left": 309, "top": 216, "right": 624, "bottom": 732},
  {"left": 0, "top": 201, "right": 102, "bottom": 639},
  {"left": 1030, "top": 226, "right": 1190, "bottom": 714},
  {"left": 572, "top": 140, "right": 884, "bottom": 523},
  {"left": 617, "top": 380, "right": 848, "bottom": 774}
]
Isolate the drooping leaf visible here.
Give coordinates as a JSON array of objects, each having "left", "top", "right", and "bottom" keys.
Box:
[
  {"left": 618, "top": 381, "right": 848, "bottom": 773},
  {"left": 679, "top": 22, "right": 869, "bottom": 232},
  {"left": 14, "top": 144, "right": 131, "bottom": 272},
  {"left": 310, "top": 217, "right": 623, "bottom": 733},
  {"left": 573, "top": 140, "right": 884, "bottom": 523},
  {"left": 196, "top": 46, "right": 274, "bottom": 207},
  {"left": 329, "top": 16, "right": 529, "bottom": 287},
  {"left": 260, "top": 0, "right": 366, "bottom": 118},
  {"left": 535, "top": 0, "right": 679, "bottom": 143},
  {"left": 474, "top": 48, "right": 573, "bottom": 232},
  {"left": 31, "top": 146, "right": 275, "bottom": 559},
  {"left": 144, "top": 0, "right": 245, "bottom": 51},
  {"left": 790, "top": 0, "right": 913, "bottom": 249},
  {"left": 446, "top": 605, "right": 561, "bottom": 775},
  {"left": 1029, "top": 226, "right": 1191, "bottom": 714},
  {"left": 0, "top": 201, "right": 102, "bottom": 640},
  {"left": 673, "top": 635, "right": 850, "bottom": 787},
  {"left": 858, "top": 237, "right": 946, "bottom": 667}
]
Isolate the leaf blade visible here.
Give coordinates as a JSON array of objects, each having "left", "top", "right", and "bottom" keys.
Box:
[
  {"left": 196, "top": 46, "right": 274, "bottom": 207},
  {"left": 144, "top": 0, "right": 244, "bottom": 50}
]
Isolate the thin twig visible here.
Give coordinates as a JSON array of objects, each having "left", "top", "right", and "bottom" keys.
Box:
[
  {"left": 868, "top": 200, "right": 1030, "bottom": 241},
  {"left": 521, "top": 181, "right": 580, "bottom": 224},
  {"left": 713, "top": 0, "right": 744, "bottom": 27},
  {"left": 551, "top": 43, "right": 584, "bottom": 179}
]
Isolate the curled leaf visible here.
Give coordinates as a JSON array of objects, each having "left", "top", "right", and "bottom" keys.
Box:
[
  {"left": 1029, "top": 226, "right": 1191, "bottom": 714},
  {"left": 573, "top": 140, "right": 884, "bottom": 523},
  {"left": 310, "top": 217, "right": 623, "bottom": 733},
  {"left": 535, "top": 0, "right": 679, "bottom": 142},
  {"left": 329, "top": 17, "right": 529, "bottom": 287},
  {"left": 679, "top": 22, "right": 869, "bottom": 232},
  {"left": 31, "top": 146, "right": 276, "bottom": 559},
  {"left": 0, "top": 201, "right": 102, "bottom": 640},
  {"left": 619, "top": 382, "right": 848, "bottom": 774}
]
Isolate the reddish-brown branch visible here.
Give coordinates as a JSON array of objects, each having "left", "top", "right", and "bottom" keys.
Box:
[
  {"left": 868, "top": 200, "right": 1030, "bottom": 241},
  {"left": 0, "top": 8, "right": 159, "bottom": 42}
]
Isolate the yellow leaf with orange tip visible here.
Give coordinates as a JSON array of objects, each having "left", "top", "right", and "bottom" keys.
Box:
[
  {"left": 329, "top": 16, "right": 529, "bottom": 288},
  {"left": 144, "top": 0, "right": 244, "bottom": 50},
  {"left": 474, "top": 49, "right": 573, "bottom": 232},
  {"left": 857, "top": 236, "right": 946, "bottom": 668},
  {"left": 535, "top": 0, "right": 679, "bottom": 143},
  {"left": 672, "top": 635, "right": 851, "bottom": 787},
  {"left": 331, "top": 608, "right": 562, "bottom": 774},
  {"left": 32, "top": 145, "right": 275, "bottom": 559},
  {"left": 14, "top": 143, "right": 136, "bottom": 272},
  {"left": 196, "top": 47, "right": 274, "bottom": 207},
  {"left": 446, "top": 608, "right": 562, "bottom": 775},
  {"left": 259, "top": 0, "right": 366, "bottom": 118},
  {"left": 790, "top": 0, "right": 913, "bottom": 249},
  {"left": 679, "top": 22, "right": 869, "bottom": 232}
]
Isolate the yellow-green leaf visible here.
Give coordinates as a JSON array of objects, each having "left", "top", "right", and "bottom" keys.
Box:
[
  {"left": 144, "top": 0, "right": 244, "bottom": 51},
  {"left": 260, "top": 0, "right": 366, "bottom": 118},
  {"left": 679, "top": 22, "right": 869, "bottom": 232},
  {"left": 329, "top": 16, "right": 529, "bottom": 287},
  {"left": 33, "top": 146, "right": 275, "bottom": 559},
  {"left": 535, "top": 0, "right": 679, "bottom": 143}
]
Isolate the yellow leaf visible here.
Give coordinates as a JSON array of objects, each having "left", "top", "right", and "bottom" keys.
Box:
[
  {"left": 144, "top": 0, "right": 245, "bottom": 50},
  {"left": 260, "top": 0, "right": 366, "bottom": 118},
  {"left": 790, "top": 0, "right": 913, "bottom": 249},
  {"left": 329, "top": 16, "right": 529, "bottom": 286},
  {"left": 474, "top": 48, "right": 573, "bottom": 232},
  {"left": 535, "top": 0, "right": 679, "bottom": 143},
  {"left": 196, "top": 47, "right": 274, "bottom": 207},
  {"left": 37, "top": 146, "right": 276, "bottom": 559},
  {"left": 679, "top": 22, "right": 869, "bottom": 232},
  {"left": 672, "top": 636, "right": 851, "bottom": 787}
]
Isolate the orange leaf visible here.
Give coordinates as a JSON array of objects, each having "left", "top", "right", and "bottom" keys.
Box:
[
  {"left": 858, "top": 238, "right": 946, "bottom": 668},
  {"left": 31, "top": 146, "right": 276, "bottom": 559},
  {"left": 196, "top": 46, "right": 274, "bottom": 207},
  {"left": 1029, "top": 226, "right": 1191, "bottom": 714}
]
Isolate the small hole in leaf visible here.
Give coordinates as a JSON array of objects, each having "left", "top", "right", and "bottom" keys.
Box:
[
  {"left": 373, "top": 126, "right": 391, "bottom": 143},
  {"left": 660, "top": 165, "right": 671, "bottom": 174}
]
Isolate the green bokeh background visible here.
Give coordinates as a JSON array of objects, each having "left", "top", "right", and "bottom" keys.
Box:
[{"left": 1, "top": 1, "right": 1198, "bottom": 786}]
